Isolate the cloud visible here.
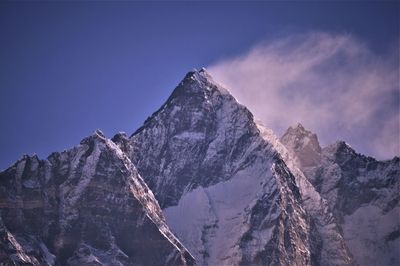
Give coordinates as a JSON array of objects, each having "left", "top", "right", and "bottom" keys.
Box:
[{"left": 208, "top": 32, "right": 399, "bottom": 159}]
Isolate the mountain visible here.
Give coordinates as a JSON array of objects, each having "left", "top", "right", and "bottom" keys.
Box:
[
  {"left": 0, "top": 131, "right": 194, "bottom": 265},
  {"left": 0, "top": 68, "right": 397, "bottom": 266},
  {"left": 281, "top": 123, "right": 400, "bottom": 266},
  {"left": 113, "top": 69, "right": 353, "bottom": 265}
]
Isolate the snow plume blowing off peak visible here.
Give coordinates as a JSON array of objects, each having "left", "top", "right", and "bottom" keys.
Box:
[{"left": 208, "top": 32, "right": 399, "bottom": 160}]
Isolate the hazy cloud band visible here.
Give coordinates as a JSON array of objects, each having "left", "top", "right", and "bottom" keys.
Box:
[{"left": 209, "top": 32, "right": 399, "bottom": 159}]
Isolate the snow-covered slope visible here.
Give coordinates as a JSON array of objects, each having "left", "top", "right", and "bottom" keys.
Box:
[
  {"left": 0, "top": 130, "right": 194, "bottom": 265},
  {"left": 114, "top": 68, "right": 353, "bottom": 265},
  {"left": 281, "top": 124, "right": 400, "bottom": 266}
]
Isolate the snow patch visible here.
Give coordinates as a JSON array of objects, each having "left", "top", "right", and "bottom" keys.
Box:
[{"left": 164, "top": 163, "right": 275, "bottom": 265}]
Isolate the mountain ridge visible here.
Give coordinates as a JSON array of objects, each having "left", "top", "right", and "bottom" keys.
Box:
[
  {"left": 0, "top": 69, "right": 398, "bottom": 265},
  {"left": 0, "top": 130, "right": 195, "bottom": 265}
]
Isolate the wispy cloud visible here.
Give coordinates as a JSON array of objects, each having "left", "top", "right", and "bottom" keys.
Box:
[{"left": 208, "top": 32, "right": 399, "bottom": 159}]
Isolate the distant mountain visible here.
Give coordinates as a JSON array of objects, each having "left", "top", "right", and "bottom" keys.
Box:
[
  {"left": 281, "top": 124, "right": 400, "bottom": 266},
  {"left": 0, "top": 69, "right": 398, "bottom": 266}
]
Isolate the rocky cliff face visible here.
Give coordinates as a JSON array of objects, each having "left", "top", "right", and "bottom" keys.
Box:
[
  {"left": 281, "top": 124, "right": 400, "bottom": 266},
  {"left": 0, "top": 131, "right": 194, "bottom": 265}
]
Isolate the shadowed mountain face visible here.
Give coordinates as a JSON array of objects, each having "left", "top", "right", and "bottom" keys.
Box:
[
  {"left": 281, "top": 124, "right": 400, "bottom": 266},
  {"left": 0, "top": 69, "right": 397, "bottom": 266}
]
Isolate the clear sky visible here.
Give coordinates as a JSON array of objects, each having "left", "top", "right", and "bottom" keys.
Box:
[{"left": 0, "top": 1, "right": 399, "bottom": 169}]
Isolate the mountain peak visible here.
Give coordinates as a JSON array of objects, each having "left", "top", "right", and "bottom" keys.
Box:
[
  {"left": 288, "top": 122, "right": 309, "bottom": 135},
  {"left": 78, "top": 129, "right": 111, "bottom": 149},
  {"left": 177, "top": 67, "right": 229, "bottom": 96},
  {"left": 181, "top": 67, "right": 213, "bottom": 86},
  {"left": 294, "top": 122, "right": 305, "bottom": 131},
  {"left": 282, "top": 123, "right": 319, "bottom": 144},
  {"left": 133, "top": 68, "right": 234, "bottom": 137},
  {"left": 323, "top": 140, "right": 357, "bottom": 160},
  {"left": 281, "top": 123, "right": 322, "bottom": 167}
]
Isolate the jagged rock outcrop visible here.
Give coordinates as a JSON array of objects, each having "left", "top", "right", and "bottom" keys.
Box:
[
  {"left": 0, "top": 131, "right": 194, "bottom": 265},
  {"left": 281, "top": 123, "right": 400, "bottom": 266}
]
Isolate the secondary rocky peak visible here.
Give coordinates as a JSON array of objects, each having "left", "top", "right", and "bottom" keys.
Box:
[
  {"left": 324, "top": 140, "right": 355, "bottom": 156},
  {"left": 284, "top": 123, "right": 318, "bottom": 141},
  {"left": 14, "top": 153, "right": 40, "bottom": 168},
  {"left": 280, "top": 126, "right": 400, "bottom": 266},
  {"left": 320, "top": 140, "right": 362, "bottom": 166},
  {"left": 79, "top": 129, "right": 107, "bottom": 146},
  {"left": 281, "top": 123, "right": 322, "bottom": 168}
]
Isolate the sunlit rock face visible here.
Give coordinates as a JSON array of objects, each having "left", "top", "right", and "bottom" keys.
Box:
[
  {"left": 281, "top": 125, "right": 400, "bottom": 266},
  {"left": 0, "top": 131, "right": 194, "bottom": 266}
]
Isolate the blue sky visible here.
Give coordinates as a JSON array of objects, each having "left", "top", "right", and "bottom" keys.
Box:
[{"left": 0, "top": 1, "right": 399, "bottom": 169}]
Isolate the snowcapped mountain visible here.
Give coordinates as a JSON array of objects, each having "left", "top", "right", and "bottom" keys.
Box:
[
  {"left": 113, "top": 69, "right": 353, "bottom": 265},
  {"left": 0, "top": 130, "right": 194, "bottom": 265},
  {"left": 0, "top": 68, "right": 397, "bottom": 266},
  {"left": 280, "top": 123, "right": 400, "bottom": 266}
]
